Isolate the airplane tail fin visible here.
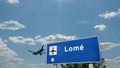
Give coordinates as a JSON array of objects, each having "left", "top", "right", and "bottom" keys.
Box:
[{"left": 42, "top": 45, "right": 44, "bottom": 49}]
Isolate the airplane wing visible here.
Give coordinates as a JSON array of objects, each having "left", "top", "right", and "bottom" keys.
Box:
[{"left": 28, "top": 50, "right": 34, "bottom": 53}]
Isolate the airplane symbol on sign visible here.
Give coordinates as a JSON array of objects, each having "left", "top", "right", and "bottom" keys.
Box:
[
  {"left": 49, "top": 46, "right": 57, "bottom": 55},
  {"left": 50, "top": 46, "right": 56, "bottom": 54}
]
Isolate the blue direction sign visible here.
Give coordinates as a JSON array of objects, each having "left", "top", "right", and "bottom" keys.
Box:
[{"left": 47, "top": 37, "right": 100, "bottom": 64}]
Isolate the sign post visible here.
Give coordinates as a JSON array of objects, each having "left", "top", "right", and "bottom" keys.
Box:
[
  {"left": 54, "top": 64, "right": 57, "bottom": 68},
  {"left": 47, "top": 37, "right": 100, "bottom": 65},
  {"left": 89, "top": 63, "right": 94, "bottom": 68}
]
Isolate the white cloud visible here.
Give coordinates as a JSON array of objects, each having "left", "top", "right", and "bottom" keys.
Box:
[
  {"left": 99, "top": 9, "right": 120, "bottom": 19},
  {"left": 94, "top": 24, "right": 106, "bottom": 31},
  {"left": 34, "top": 35, "right": 41, "bottom": 40},
  {"left": 105, "top": 57, "right": 120, "bottom": 68},
  {"left": 100, "top": 42, "right": 120, "bottom": 51},
  {"left": 6, "top": 0, "right": 19, "bottom": 4},
  {"left": 105, "top": 56, "right": 120, "bottom": 63},
  {"left": 9, "top": 36, "right": 36, "bottom": 45},
  {"left": 0, "top": 38, "right": 23, "bottom": 68},
  {"left": 29, "top": 63, "right": 53, "bottom": 68},
  {"left": 9, "top": 34, "right": 76, "bottom": 45},
  {"left": 0, "top": 20, "right": 25, "bottom": 30},
  {"left": 9, "top": 35, "right": 120, "bottom": 52},
  {"left": 35, "top": 34, "right": 77, "bottom": 45}
]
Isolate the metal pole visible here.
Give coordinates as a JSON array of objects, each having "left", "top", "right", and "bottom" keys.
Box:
[
  {"left": 89, "top": 63, "right": 94, "bottom": 68},
  {"left": 54, "top": 64, "right": 57, "bottom": 68}
]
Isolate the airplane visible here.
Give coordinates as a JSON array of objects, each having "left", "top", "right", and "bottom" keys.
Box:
[{"left": 28, "top": 45, "right": 45, "bottom": 56}]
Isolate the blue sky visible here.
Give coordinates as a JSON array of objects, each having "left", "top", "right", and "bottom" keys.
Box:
[{"left": 0, "top": 0, "right": 120, "bottom": 68}]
